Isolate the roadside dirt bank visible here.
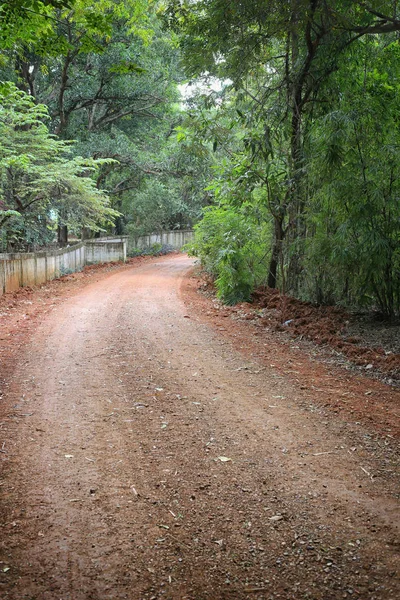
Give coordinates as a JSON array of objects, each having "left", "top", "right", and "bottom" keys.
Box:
[
  {"left": 0, "top": 254, "right": 399, "bottom": 600},
  {"left": 182, "top": 270, "right": 400, "bottom": 440}
]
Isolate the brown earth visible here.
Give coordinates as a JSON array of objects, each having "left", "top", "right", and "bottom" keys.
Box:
[
  {"left": 0, "top": 254, "right": 399, "bottom": 600},
  {"left": 249, "top": 288, "right": 400, "bottom": 382}
]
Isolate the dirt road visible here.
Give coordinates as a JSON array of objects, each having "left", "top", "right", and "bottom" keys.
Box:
[{"left": 0, "top": 255, "right": 399, "bottom": 600}]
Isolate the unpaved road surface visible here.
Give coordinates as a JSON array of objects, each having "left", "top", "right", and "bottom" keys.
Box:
[{"left": 0, "top": 255, "right": 399, "bottom": 600}]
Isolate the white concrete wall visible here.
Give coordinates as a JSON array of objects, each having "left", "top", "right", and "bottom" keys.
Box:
[
  {"left": 0, "top": 256, "right": 22, "bottom": 294},
  {"left": 86, "top": 237, "right": 127, "bottom": 264},
  {"left": 131, "top": 230, "right": 194, "bottom": 251},
  {"left": 0, "top": 242, "right": 90, "bottom": 295},
  {"left": 0, "top": 243, "right": 90, "bottom": 294}
]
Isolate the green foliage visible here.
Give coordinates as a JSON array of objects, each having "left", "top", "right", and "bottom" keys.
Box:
[
  {"left": 188, "top": 205, "right": 271, "bottom": 304},
  {"left": 165, "top": 0, "right": 400, "bottom": 318},
  {"left": 0, "top": 84, "right": 118, "bottom": 249},
  {"left": 0, "top": 1, "right": 59, "bottom": 49},
  {"left": 300, "top": 39, "right": 400, "bottom": 318},
  {"left": 124, "top": 179, "right": 186, "bottom": 238},
  {"left": 0, "top": 0, "right": 151, "bottom": 52},
  {"left": 0, "top": 1, "right": 208, "bottom": 249}
]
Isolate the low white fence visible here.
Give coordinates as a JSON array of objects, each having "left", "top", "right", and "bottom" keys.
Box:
[
  {"left": 131, "top": 229, "right": 194, "bottom": 251},
  {"left": 0, "top": 237, "right": 126, "bottom": 295},
  {"left": 0, "top": 243, "right": 87, "bottom": 295},
  {"left": 86, "top": 236, "right": 127, "bottom": 264}
]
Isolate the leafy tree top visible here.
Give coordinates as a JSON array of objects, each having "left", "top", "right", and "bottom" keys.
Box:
[
  {"left": 0, "top": 82, "right": 119, "bottom": 233},
  {"left": 0, "top": 0, "right": 152, "bottom": 52}
]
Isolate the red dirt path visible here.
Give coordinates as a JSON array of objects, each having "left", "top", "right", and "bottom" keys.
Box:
[{"left": 0, "top": 255, "right": 399, "bottom": 600}]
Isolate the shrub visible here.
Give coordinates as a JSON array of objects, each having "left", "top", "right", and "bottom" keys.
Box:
[{"left": 187, "top": 206, "right": 271, "bottom": 304}]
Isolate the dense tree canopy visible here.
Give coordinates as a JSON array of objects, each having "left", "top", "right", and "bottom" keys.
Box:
[
  {"left": 0, "top": 0, "right": 210, "bottom": 249},
  {"left": 165, "top": 0, "right": 400, "bottom": 318},
  {"left": 0, "top": 82, "right": 117, "bottom": 249}
]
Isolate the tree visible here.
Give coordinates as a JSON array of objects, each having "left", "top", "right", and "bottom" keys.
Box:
[
  {"left": 0, "top": 1, "right": 207, "bottom": 241},
  {"left": 0, "top": 1, "right": 74, "bottom": 48},
  {"left": 0, "top": 83, "right": 117, "bottom": 250},
  {"left": 305, "top": 38, "right": 400, "bottom": 318},
  {"left": 164, "top": 0, "right": 400, "bottom": 316}
]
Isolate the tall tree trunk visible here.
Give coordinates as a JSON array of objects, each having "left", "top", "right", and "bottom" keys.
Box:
[
  {"left": 286, "top": 103, "right": 306, "bottom": 293},
  {"left": 268, "top": 213, "right": 285, "bottom": 289},
  {"left": 58, "top": 224, "right": 68, "bottom": 246},
  {"left": 114, "top": 199, "right": 124, "bottom": 235},
  {"left": 81, "top": 227, "right": 92, "bottom": 240},
  {"left": 286, "top": 1, "right": 321, "bottom": 294},
  {"left": 114, "top": 216, "right": 125, "bottom": 235}
]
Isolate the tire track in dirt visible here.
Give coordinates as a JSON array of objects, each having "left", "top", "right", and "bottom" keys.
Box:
[{"left": 0, "top": 255, "right": 399, "bottom": 600}]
